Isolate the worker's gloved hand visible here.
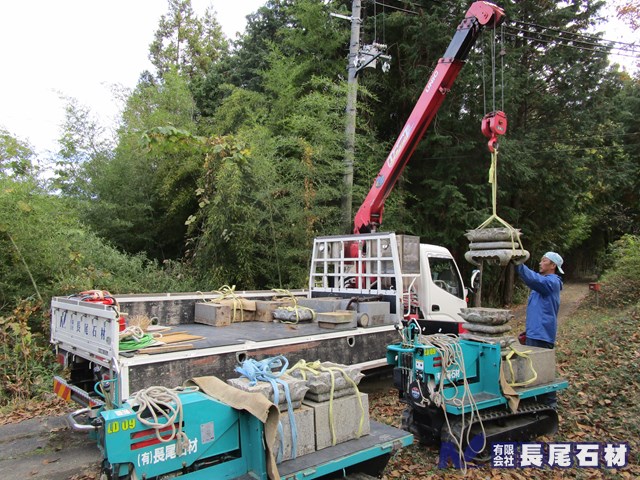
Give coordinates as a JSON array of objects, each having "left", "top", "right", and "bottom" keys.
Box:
[{"left": 511, "top": 250, "right": 530, "bottom": 265}]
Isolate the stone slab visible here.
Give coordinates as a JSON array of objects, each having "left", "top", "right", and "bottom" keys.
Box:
[
  {"left": 303, "top": 392, "right": 370, "bottom": 450},
  {"left": 459, "top": 307, "right": 514, "bottom": 325},
  {"left": 305, "top": 386, "right": 360, "bottom": 403},
  {"left": 227, "top": 375, "right": 309, "bottom": 405},
  {"left": 289, "top": 362, "right": 363, "bottom": 395},
  {"left": 316, "top": 310, "right": 356, "bottom": 329},
  {"left": 273, "top": 405, "right": 316, "bottom": 463},
  {"left": 465, "top": 227, "right": 522, "bottom": 242}
]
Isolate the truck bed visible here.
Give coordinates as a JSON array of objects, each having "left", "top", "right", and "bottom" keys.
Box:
[
  {"left": 51, "top": 294, "right": 399, "bottom": 400},
  {"left": 120, "top": 321, "right": 398, "bottom": 397}
]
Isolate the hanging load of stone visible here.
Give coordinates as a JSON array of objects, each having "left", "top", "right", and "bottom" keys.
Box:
[
  {"left": 459, "top": 307, "right": 516, "bottom": 347},
  {"left": 464, "top": 227, "right": 530, "bottom": 267}
]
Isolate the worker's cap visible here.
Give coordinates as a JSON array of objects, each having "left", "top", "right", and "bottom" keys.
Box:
[{"left": 543, "top": 252, "right": 564, "bottom": 274}]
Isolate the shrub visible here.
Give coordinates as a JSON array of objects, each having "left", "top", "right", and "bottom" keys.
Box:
[{"left": 598, "top": 235, "right": 640, "bottom": 307}]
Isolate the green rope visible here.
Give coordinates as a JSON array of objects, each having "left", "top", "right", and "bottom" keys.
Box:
[{"left": 119, "top": 334, "right": 155, "bottom": 351}]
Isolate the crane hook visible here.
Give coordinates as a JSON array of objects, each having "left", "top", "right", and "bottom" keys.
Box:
[{"left": 481, "top": 111, "right": 508, "bottom": 153}]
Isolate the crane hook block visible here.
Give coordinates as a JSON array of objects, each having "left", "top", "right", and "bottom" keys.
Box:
[{"left": 481, "top": 111, "right": 508, "bottom": 153}]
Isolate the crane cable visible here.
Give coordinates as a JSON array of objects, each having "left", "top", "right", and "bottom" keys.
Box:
[{"left": 476, "top": 26, "right": 523, "bottom": 252}]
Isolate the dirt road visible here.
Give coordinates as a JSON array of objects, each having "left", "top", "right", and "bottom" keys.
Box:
[{"left": 0, "top": 414, "right": 101, "bottom": 479}]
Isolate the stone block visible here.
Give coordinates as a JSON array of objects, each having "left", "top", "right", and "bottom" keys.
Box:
[
  {"left": 297, "top": 297, "right": 349, "bottom": 313},
  {"left": 289, "top": 361, "right": 363, "bottom": 395},
  {"left": 303, "top": 392, "right": 370, "bottom": 450},
  {"left": 273, "top": 307, "right": 314, "bottom": 323},
  {"left": 194, "top": 302, "right": 229, "bottom": 327},
  {"left": 305, "top": 386, "right": 359, "bottom": 403},
  {"left": 194, "top": 300, "right": 256, "bottom": 326},
  {"left": 317, "top": 310, "right": 356, "bottom": 330},
  {"left": 226, "top": 375, "right": 309, "bottom": 406},
  {"left": 501, "top": 344, "right": 556, "bottom": 387},
  {"left": 272, "top": 405, "right": 315, "bottom": 463},
  {"left": 356, "top": 302, "right": 391, "bottom": 326}
]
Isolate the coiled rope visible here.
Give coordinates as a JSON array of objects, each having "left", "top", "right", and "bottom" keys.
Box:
[
  {"left": 419, "top": 334, "right": 487, "bottom": 474},
  {"left": 235, "top": 356, "right": 298, "bottom": 463},
  {"left": 130, "top": 386, "right": 199, "bottom": 456}
]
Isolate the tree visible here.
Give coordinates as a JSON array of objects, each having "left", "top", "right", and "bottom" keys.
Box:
[
  {"left": 615, "top": 0, "right": 640, "bottom": 30},
  {"left": 51, "top": 96, "right": 114, "bottom": 198},
  {"left": 0, "top": 129, "right": 34, "bottom": 178},
  {"left": 83, "top": 70, "right": 200, "bottom": 259},
  {"left": 149, "top": 0, "right": 228, "bottom": 80}
]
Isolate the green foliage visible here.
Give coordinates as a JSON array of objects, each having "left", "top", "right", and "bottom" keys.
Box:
[
  {"left": 82, "top": 70, "right": 200, "bottom": 258},
  {"left": 0, "top": 129, "right": 35, "bottom": 178},
  {"left": 51, "top": 96, "right": 115, "bottom": 199},
  {"left": 0, "top": 301, "right": 57, "bottom": 405},
  {"left": 0, "top": 176, "right": 196, "bottom": 308},
  {"left": 149, "top": 0, "right": 228, "bottom": 80},
  {"left": 0, "top": 175, "right": 197, "bottom": 405},
  {"left": 598, "top": 235, "right": 640, "bottom": 307}
]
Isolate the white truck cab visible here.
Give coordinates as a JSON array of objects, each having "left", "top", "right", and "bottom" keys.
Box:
[{"left": 309, "top": 232, "right": 466, "bottom": 332}]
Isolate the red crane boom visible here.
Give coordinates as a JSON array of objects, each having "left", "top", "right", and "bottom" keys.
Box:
[{"left": 353, "top": 1, "right": 506, "bottom": 234}]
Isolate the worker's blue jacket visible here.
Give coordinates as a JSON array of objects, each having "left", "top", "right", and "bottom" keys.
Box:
[{"left": 516, "top": 264, "right": 563, "bottom": 345}]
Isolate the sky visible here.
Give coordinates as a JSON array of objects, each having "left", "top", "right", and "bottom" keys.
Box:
[
  {"left": 0, "top": 1, "right": 636, "bottom": 156},
  {"left": 0, "top": 0, "right": 266, "bottom": 155}
]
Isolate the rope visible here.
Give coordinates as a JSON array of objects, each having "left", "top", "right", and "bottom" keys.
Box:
[
  {"left": 474, "top": 149, "right": 525, "bottom": 254},
  {"left": 198, "top": 285, "right": 246, "bottom": 322},
  {"left": 118, "top": 325, "right": 156, "bottom": 351},
  {"left": 418, "top": 334, "right": 487, "bottom": 474},
  {"left": 130, "top": 386, "right": 199, "bottom": 456},
  {"left": 271, "top": 289, "right": 316, "bottom": 324},
  {"left": 504, "top": 346, "right": 538, "bottom": 387},
  {"left": 287, "top": 360, "right": 365, "bottom": 446},
  {"left": 235, "top": 356, "right": 298, "bottom": 462}
]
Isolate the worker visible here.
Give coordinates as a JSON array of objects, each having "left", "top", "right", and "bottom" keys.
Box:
[{"left": 515, "top": 251, "right": 564, "bottom": 408}]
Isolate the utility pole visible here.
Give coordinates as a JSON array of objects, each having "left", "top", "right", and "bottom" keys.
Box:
[
  {"left": 336, "top": 2, "right": 391, "bottom": 233},
  {"left": 341, "top": 0, "right": 361, "bottom": 233}
]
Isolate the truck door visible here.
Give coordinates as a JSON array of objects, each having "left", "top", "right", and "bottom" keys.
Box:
[{"left": 418, "top": 247, "right": 467, "bottom": 327}]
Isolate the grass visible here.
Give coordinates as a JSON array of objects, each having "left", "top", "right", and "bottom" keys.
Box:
[{"left": 369, "top": 300, "right": 640, "bottom": 479}]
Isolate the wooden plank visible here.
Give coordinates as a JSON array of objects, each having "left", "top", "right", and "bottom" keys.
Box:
[
  {"left": 156, "top": 333, "right": 204, "bottom": 344},
  {"left": 156, "top": 331, "right": 187, "bottom": 337},
  {"left": 139, "top": 344, "right": 194, "bottom": 355}
]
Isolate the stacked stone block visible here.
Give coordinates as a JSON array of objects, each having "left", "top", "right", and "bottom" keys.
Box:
[
  {"left": 464, "top": 227, "right": 530, "bottom": 266},
  {"left": 290, "top": 362, "right": 370, "bottom": 450},
  {"left": 459, "top": 307, "right": 516, "bottom": 347}
]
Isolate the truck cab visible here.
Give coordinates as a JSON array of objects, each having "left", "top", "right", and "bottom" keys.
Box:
[{"left": 308, "top": 232, "right": 466, "bottom": 332}]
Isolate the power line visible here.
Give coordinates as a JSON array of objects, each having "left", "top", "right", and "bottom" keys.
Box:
[
  {"left": 425, "top": 141, "right": 640, "bottom": 161},
  {"left": 372, "top": 1, "right": 418, "bottom": 16},
  {"left": 504, "top": 24, "right": 640, "bottom": 57},
  {"left": 509, "top": 19, "right": 638, "bottom": 49},
  {"left": 502, "top": 29, "right": 640, "bottom": 59}
]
